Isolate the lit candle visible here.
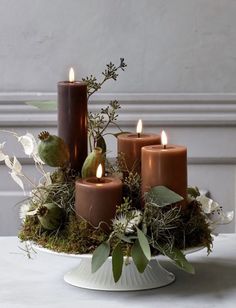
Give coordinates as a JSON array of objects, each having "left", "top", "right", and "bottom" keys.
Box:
[
  {"left": 141, "top": 130, "right": 187, "bottom": 206},
  {"left": 117, "top": 120, "right": 161, "bottom": 174},
  {"left": 58, "top": 68, "right": 88, "bottom": 172},
  {"left": 75, "top": 164, "right": 123, "bottom": 229}
]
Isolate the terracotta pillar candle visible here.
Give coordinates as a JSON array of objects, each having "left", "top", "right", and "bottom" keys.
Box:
[
  {"left": 58, "top": 68, "right": 88, "bottom": 172},
  {"left": 75, "top": 164, "right": 123, "bottom": 229},
  {"left": 141, "top": 131, "right": 187, "bottom": 205},
  {"left": 117, "top": 120, "right": 161, "bottom": 173}
]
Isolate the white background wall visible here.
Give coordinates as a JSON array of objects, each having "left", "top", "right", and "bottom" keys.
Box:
[
  {"left": 1, "top": 0, "right": 236, "bottom": 92},
  {"left": 0, "top": 0, "right": 236, "bottom": 235}
]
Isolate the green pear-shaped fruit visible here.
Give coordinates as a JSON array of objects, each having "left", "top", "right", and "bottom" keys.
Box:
[
  {"left": 96, "top": 135, "right": 107, "bottom": 154},
  {"left": 38, "top": 131, "right": 69, "bottom": 167},
  {"left": 81, "top": 147, "right": 105, "bottom": 178},
  {"left": 37, "top": 203, "right": 64, "bottom": 230}
]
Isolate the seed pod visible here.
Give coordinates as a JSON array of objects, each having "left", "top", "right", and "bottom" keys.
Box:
[
  {"left": 37, "top": 203, "right": 64, "bottom": 230},
  {"left": 81, "top": 147, "right": 105, "bottom": 178},
  {"left": 96, "top": 135, "right": 107, "bottom": 154},
  {"left": 38, "top": 131, "right": 70, "bottom": 167}
]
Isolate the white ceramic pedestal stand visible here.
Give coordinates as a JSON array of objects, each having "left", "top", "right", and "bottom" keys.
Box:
[
  {"left": 33, "top": 244, "right": 203, "bottom": 291},
  {"left": 65, "top": 256, "right": 175, "bottom": 291}
]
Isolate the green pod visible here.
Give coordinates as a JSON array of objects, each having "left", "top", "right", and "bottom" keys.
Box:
[
  {"left": 96, "top": 135, "right": 107, "bottom": 154},
  {"left": 81, "top": 147, "right": 105, "bottom": 178},
  {"left": 38, "top": 131, "right": 70, "bottom": 167},
  {"left": 37, "top": 203, "right": 64, "bottom": 230}
]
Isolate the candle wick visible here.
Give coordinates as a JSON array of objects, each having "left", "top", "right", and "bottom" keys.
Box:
[
  {"left": 164, "top": 144, "right": 167, "bottom": 149},
  {"left": 97, "top": 178, "right": 101, "bottom": 183},
  {"left": 138, "top": 133, "right": 141, "bottom": 138}
]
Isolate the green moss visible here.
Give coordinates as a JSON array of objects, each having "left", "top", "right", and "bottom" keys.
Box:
[
  {"left": 19, "top": 199, "right": 212, "bottom": 256},
  {"left": 19, "top": 214, "right": 108, "bottom": 254}
]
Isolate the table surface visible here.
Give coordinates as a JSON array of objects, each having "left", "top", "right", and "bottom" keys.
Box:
[{"left": 1, "top": 235, "right": 236, "bottom": 308}]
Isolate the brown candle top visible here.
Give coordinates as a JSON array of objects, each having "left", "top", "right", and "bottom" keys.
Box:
[
  {"left": 143, "top": 144, "right": 187, "bottom": 152},
  {"left": 76, "top": 177, "right": 122, "bottom": 188},
  {"left": 118, "top": 133, "right": 160, "bottom": 140},
  {"left": 58, "top": 81, "right": 87, "bottom": 87}
]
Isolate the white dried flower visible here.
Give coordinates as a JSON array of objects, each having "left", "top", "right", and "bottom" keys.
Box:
[
  {"left": 18, "top": 133, "right": 37, "bottom": 156},
  {"left": 0, "top": 142, "right": 8, "bottom": 161},
  {"left": 18, "top": 133, "right": 44, "bottom": 165},
  {"left": 197, "top": 195, "right": 234, "bottom": 230},
  {"left": 19, "top": 203, "right": 31, "bottom": 221},
  {"left": 10, "top": 171, "right": 24, "bottom": 191},
  {"left": 112, "top": 210, "right": 143, "bottom": 234}
]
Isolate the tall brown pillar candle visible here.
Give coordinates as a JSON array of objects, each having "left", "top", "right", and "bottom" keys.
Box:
[
  {"left": 58, "top": 68, "right": 88, "bottom": 172},
  {"left": 141, "top": 131, "right": 187, "bottom": 206},
  {"left": 117, "top": 120, "right": 161, "bottom": 174},
  {"left": 75, "top": 165, "right": 123, "bottom": 230}
]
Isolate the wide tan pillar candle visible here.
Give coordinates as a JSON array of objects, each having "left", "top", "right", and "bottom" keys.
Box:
[
  {"left": 141, "top": 131, "right": 187, "bottom": 205},
  {"left": 117, "top": 120, "right": 161, "bottom": 174},
  {"left": 75, "top": 165, "right": 123, "bottom": 230}
]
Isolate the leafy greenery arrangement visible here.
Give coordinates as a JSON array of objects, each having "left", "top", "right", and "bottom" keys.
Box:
[{"left": 1, "top": 58, "right": 232, "bottom": 283}]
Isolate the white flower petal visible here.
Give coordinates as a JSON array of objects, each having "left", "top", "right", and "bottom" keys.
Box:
[
  {"left": 18, "top": 133, "right": 37, "bottom": 156},
  {"left": 5, "top": 156, "right": 13, "bottom": 169},
  {"left": 12, "top": 156, "right": 22, "bottom": 174},
  {"left": 197, "top": 195, "right": 220, "bottom": 214},
  {"left": 10, "top": 172, "right": 24, "bottom": 191},
  {"left": 209, "top": 210, "right": 234, "bottom": 225},
  {"left": 0, "top": 142, "right": 7, "bottom": 161},
  {"left": 0, "top": 152, "right": 7, "bottom": 161}
]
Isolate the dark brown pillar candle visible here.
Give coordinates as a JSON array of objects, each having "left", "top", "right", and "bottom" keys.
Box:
[
  {"left": 75, "top": 176, "right": 123, "bottom": 230},
  {"left": 58, "top": 68, "right": 88, "bottom": 172},
  {"left": 141, "top": 131, "right": 187, "bottom": 207},
  {"left": 117, "top": 119, "right": 161, "bottom": 174}
]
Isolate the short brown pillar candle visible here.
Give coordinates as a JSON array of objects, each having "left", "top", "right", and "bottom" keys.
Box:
[
  {"left": 75, "top": 164, "right": 123, "bottom": 229},
  {"left": 117, "top": 120, "right": 161, "bottom": 174},
  {"left": 58, "top": 68, "right": 88, "bottom": 172},
  {"left": 141, "top": 131, "right": 187, "bottom": 206}
]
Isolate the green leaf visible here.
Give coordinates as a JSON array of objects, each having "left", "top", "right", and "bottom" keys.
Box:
[
  {"left": 155, "top": 243, "right": 195, "bottom": 274},
  {"left": 187, "top": 186, "right": 200, "bottom": 198},
  {"left": 137, "top": 228, "right": 151, "bottom": 261},
  {"left": 146, "top": 186, "right": 183, "bottom": 207},
  {"left": 113, "top": 131, "right": 131, "bottom": 138},
  {"left": 92, "top": 242, "right": 110, "bottom": 273},
  {"left": 112, "top": 244, "right": 124, "bottom": 282},
  {"left": 25, "top": 101, "right": 57, "bottom": 111},
  {"left": 131, "top": 239, "right": 149, "bottom": 273}
]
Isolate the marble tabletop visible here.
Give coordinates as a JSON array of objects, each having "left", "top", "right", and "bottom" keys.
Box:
[{"left": 1, "top": 234, "right": 236, "bottom": 308}]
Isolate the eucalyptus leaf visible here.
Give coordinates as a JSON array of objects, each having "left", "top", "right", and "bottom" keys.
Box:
[
  {"left": 155, "top": 243, "right": 195, "bottom": 274},
  {"left": 131, "top": 239, "right": 149, "bottom": 273},
  {"left": 92, "top": 242, "right": 110, "bottom": 273},
  {"left": 137, "top": 228, "right": 151, "bottom": 261},
  {"left": 26, "top": 101, "right": 57, "bottom": 111},
  {"left": 112, "top": 244, "right": 124, "bottom": 282},
  {"left": 146, "top": 186, "right": 183, "bottom": 207}
]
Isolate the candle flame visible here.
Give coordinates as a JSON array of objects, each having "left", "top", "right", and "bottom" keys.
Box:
[
  {"left": 136, "top": 119, "right": 143, "bottom": 134},
  {"left": 96, "top": 163, "right": 103, "bottom": 179},
  {"left": 161, "top": 130, "right": 168, "bottom": 146},
  {"left": 69, "top": 67, "right": 75, "bottom": 82}
]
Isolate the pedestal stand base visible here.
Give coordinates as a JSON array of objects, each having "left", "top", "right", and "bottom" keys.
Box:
[{"left": 64, "top": 258, "right": 175, "bottom": 291}]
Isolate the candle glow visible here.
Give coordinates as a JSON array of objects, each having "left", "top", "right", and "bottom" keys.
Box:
[
  {"left": 136, "top": 119, "right": 143, "bottom": 136},
  {"left": 69, "top": 67, "right": 75, "bottom": 82},
  {"left": 161, "top": 130, "right": 168, "bottom": 147},
  {"left": 96, "top": 164, "right": 103, "bottom": 179}
]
